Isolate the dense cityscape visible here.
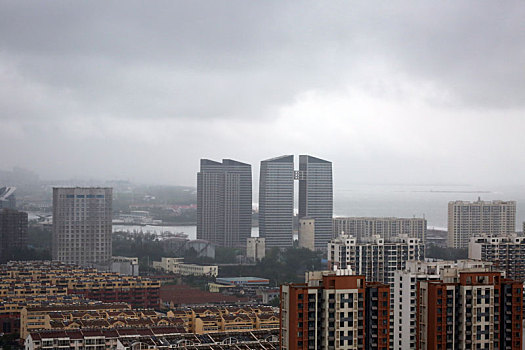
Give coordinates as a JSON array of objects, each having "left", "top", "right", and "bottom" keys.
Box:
[
  {"left": 0, "top": 159, "right": 523, "bottom": 349},
  {"left": 1, "top": 1, "right": 524, "bottom": 349}
]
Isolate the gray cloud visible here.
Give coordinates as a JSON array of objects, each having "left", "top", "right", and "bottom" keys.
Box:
[{"left": 0, "top": 1, "right": 524, "bottom": 186}]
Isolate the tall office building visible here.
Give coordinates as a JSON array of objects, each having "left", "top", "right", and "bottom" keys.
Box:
[
  {"left": 298, "top": 155, "right": 333, "bottom": 250},
  {"left": 448, "top": 199, "right": 516, "bottom": 248},
  {"left": 0, "top": 208, "right": 28, "bottom": 262},
  {"left": 417, "top": 267, "right": 523, "bottom": 350},
  {"left": 333, "top": 217, "right": 426, "bottom": 242},
  {"left": 280, "top": 269, "right": 390, "bottom": 350},
  {"left": 52, "top": 187, "right": 112, "bottom": 268},
  {"left": 328, "top": 234, "right": 424, "bottom": 285},
  {"left": 197, "top": 159, "right": 252, "bottom": 247},
  {"left": 258, "top": 155, "right": 294, "bottom": 247}
]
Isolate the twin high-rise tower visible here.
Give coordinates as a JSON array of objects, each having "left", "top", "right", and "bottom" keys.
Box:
[
  {"left": 197, "top": 155, "right": 333, "bottom": 250},
  {"left": 197, "top": 159, "right": 252, "bottom": 247},
  {"left": 259, "top": 155, "right": 333, "bottom": 250}
]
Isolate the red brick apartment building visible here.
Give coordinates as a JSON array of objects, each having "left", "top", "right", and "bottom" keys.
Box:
[{"left": 280, "top": 269, "right": 390, "bottom": 350}]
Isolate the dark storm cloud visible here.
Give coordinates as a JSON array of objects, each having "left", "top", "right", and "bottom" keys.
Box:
[{"left": 0, "top": 1, "right": 524, "bottom": 185}]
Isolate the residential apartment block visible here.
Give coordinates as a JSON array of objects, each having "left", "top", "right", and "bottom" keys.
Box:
[
  {"left": 392, "top": 260, "right": 493, "bottom": 350},
  {"left": 197, "top": 159, "right": 252, "bottom": 247},
  {"left": 417, "top": 266, "right": 523, "bottom": 350},
  {"left": 333, "top": 217, "right": 426, "bottom": 242},
  {"left": 0, "top": 261, "right": 160, "bottom": 309},
  {"left": 448, "top": 199, "right": 516, "bottom": 249},
  {"left": 469, "top": 234, "right": 525, "bottom": 281},
  {"left": 280, "top": 269, "right": 390, "bottom": 350},
  {"left": 328, "top": 234, "right": 424, "bottom": 285},
  {"left": 167, "top": 305, "right": 279, "bottom": 334},
  {"left": 25, "top": 328, "right": 279, "bottom": 350},
  {"left": 52, "top": 187, "right": 113, "bottom": 268}
]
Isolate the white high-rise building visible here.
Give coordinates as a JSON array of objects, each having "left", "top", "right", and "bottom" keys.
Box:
[
  {"left": 391, "top": 260, "right": 493, "bottom": 350},
  {"left": 469, "top": 234, "right": 525, "bottom": 281},
  {"left": 52, "top": 187, "right": 112, "bottom": 268},
  {"left": 328, "top": 234, "right": 424, "bottom": 285},
  {"left": 448, "top": 199, "right": 516, "bottom": 248}
]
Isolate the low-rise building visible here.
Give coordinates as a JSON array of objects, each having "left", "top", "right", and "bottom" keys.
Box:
[
  {"left": 152, "top": 257, "right": 218, "bottom": 277},
  {"left": 215, "top": 277, "right": 269, "bottom": 288},
  {"left": 111, "top": 256, "right": 139, "bottom": 276},
  {"left": 0, "top": 261, "right": 160, "bottom": 309},
  {"left": 25, "top": 328, "right": 279, "bottom": 350}
]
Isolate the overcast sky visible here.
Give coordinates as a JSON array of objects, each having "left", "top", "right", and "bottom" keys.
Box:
[{"left": 1, "top": 1, "right": 524, "bottom": 188}]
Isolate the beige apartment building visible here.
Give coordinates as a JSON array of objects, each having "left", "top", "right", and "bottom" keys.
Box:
[
  {"left": 448, "top": 199, "right": 516, "bottom": 248},
  {"left": 333, "top": 216, "right": 426, "bottom": 242}
]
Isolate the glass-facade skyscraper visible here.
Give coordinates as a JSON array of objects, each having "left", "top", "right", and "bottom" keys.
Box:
[
  {"left": 259, "top": 155, "right": 294, "bottom": 247},
  {"left": 197, "top": 159, "right": 252, "bottom": 247},
  {"left": 298, "top": 155, "right": 333, "bottom": 250}
]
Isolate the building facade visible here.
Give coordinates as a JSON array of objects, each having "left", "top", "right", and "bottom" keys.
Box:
[
  {"left": 333, "top": 217, "right": 426, "bottom": 242},
  {"left": 280, "top": 269, "right": 390, "bottom": 350},
  {"left": 197, "top": 159, "right": 252, "bottom": 247},
  {"left": 392, "top": 260, "right": 493, "bottom": 350},
  {"left": 298, "top": 217, "right": 315, "bottom": 251},
  {"left": 246, "top": 237, "right": 265, "bottom": 261},
  {"left": 298, "top": 155, "right": 333, "bottom": 250},
  {"left": 52, "top": 187, "right": 112, "bottom": 268},
  {"left": 448, "top": 199, "right": 516, "bottom": 248},
  {"left": 0, "top": 208, "right": 28, "bottom": 262},
  {"left": 258, "top": 155, "right": 294, "bottom": 248},
  {"left": 469, "top": 234, "right": 525, "bottom": 281},
  {"left": 417, "top": 267, "right": 523, "bottom": 350},
  {"left": 328, "top": 234, "right": 424, "bottom": 285}
]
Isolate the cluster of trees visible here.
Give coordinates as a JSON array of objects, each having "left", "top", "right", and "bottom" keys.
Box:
[
  {"left": 426, "top": 244, "right": 468, "bottom": 260},
  {"left": 219, "top": 247, "right": 324, "bottom": 286}
]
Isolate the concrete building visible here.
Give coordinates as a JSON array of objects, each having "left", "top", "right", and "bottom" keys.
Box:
[
  {"left": 258, "top": 155, "right": 294, "bottom": 248},
  {"left": 52, "top": 187, "right": 113, "bottom": 268},
  {"left": 333, "top": 216, "right": 426, "bottom": 242},
  {"left": 280, "top": 269, "right": 390, "bottom": 350},
  {"left": 177, "top": 264, "right": 218, "bottom": 277},
  {"left": 152, "top": 257, "right": 218, "bottom": 277},
  {"left": 111, "top": 256, "right": 139, "bottom": 276},
  {"left": 328, "top": 234, "right": 424, "bottom": 285},
  {"left": 197, "top": 159, "right": 252, "bottom": 248},
  {"left": 448, "top": 199, "right": 516, "bottom": 249},
  {"left": 0, "top": 186, "right": 16, "bottom": 209},
  {"left": 417, "top": 266, "right": 522, "bottom": 350},
  {"left": 392, "top": 260, "right": 493, "bottom": 350},
  {"left": 298, "top": 217, "right": 315, "bottom": 251},
  {"left": 0, "top": 208, "right": 28, "bottom": 262},
  {"left": 297, "top": 155, "right": 333, "bottom": 250},
  {"left": 469, "top": 234, "right": 525, "bottom": 281},
  {"left": 246, "top": 237, "right": 265, "bottom": 261}
]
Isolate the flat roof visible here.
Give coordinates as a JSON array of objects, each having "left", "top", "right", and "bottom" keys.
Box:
[{"left": 216, "top": 277, "right": 269, "bottom": 285}]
